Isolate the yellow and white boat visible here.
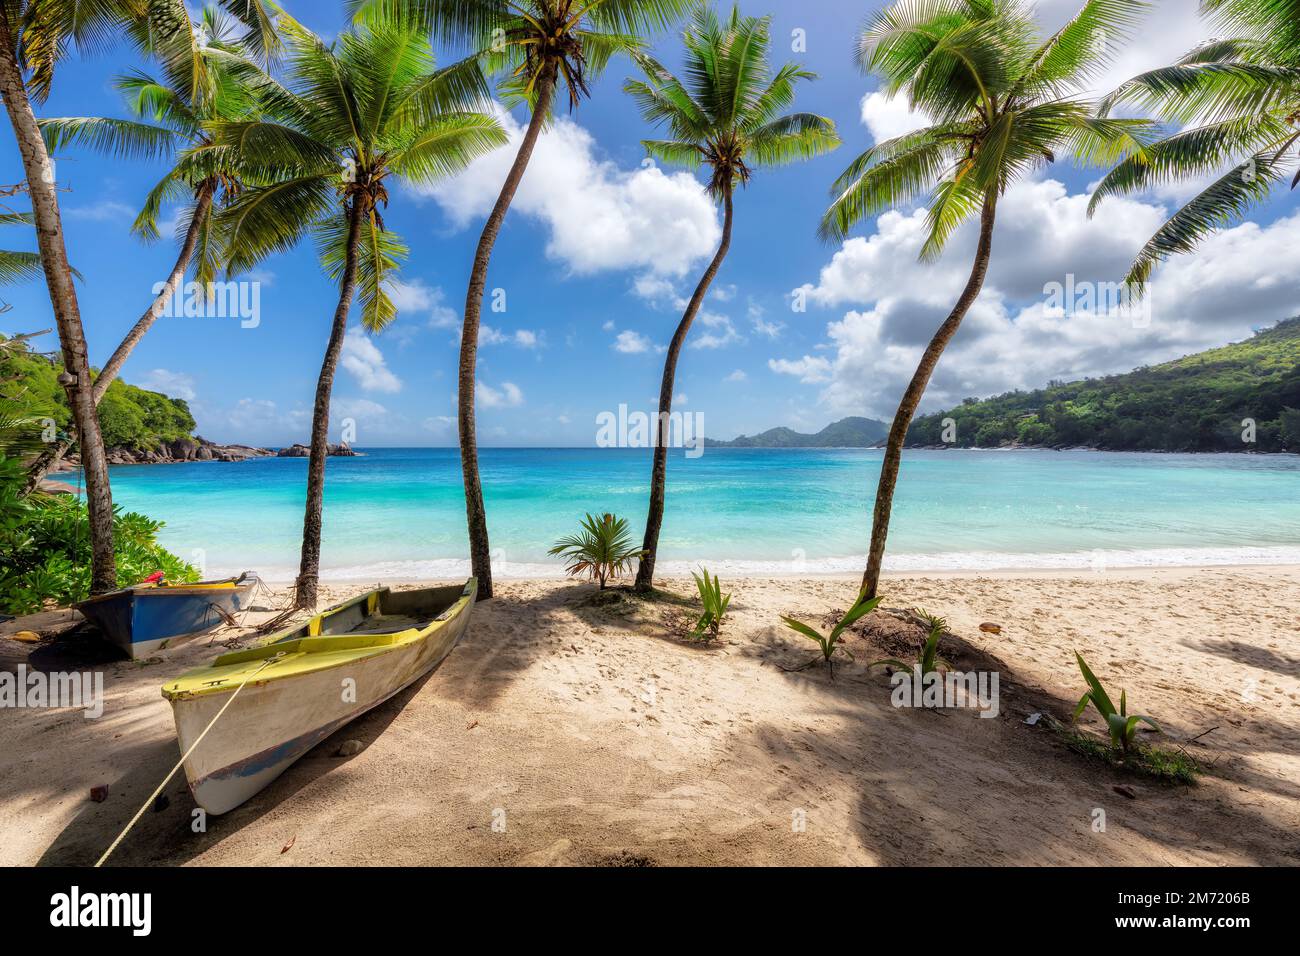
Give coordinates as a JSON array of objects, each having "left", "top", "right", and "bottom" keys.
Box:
[{"left": 161, "top": 579, "right": 476, "bottom": 814}]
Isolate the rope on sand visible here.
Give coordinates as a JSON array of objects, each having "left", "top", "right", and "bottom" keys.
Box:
[{"left": 94, "top": 654, "right": 283, "bottom": 868}]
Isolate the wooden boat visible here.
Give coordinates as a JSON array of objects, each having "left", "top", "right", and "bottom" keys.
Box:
[
  {"left": 161, "top": 579, "right": 476, "bottom": 815},
  {"left": 75, "top": 572, "right": 259, "bottom": 659}
]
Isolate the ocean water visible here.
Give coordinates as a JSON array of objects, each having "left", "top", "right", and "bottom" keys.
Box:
[{"left": 105, "top": 447, "right": 1300, "bottom": 580}]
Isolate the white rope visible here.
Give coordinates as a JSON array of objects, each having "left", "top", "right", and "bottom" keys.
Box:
[{"left": 94, "top": 654, "right": 283, "bottom": 867}]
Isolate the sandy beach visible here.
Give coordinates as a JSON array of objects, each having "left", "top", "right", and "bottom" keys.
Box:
[{"left": 2, "top": 566, "right": 1297, "bottom": 867}]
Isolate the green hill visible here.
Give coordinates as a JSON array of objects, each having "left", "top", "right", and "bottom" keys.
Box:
[
  {"left": 0, "top": 334, "right": 196, "bottom": 452},
  {"left": 907, "top": 318, "right": 1300, "bottom": 452},
  {"left": 707, "top": 415, "right": 890, "bottom": 448}
]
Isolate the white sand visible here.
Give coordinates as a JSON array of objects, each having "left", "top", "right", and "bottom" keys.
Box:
[{"left": 2, "top": 567, "right": 1297, "bottom": 866}]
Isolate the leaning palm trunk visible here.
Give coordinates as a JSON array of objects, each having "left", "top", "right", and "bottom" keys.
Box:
[
  {"left": 295, "top": 201, "right": 365, "bottom": 609},
  {"left": 634, "top": 189, "right": 734, "bottom": 593},
  {"left": 0, "top": 21, "right": 117, "bottom": 593},
  {"left": 22, "top": 180, "right": 217, "bottom": 494},
  {"left": 457, "top": 68, "right": 557, "bottom": 601},
  {"left": 861, "top": 192, "right": 997, "bottom": 600}
]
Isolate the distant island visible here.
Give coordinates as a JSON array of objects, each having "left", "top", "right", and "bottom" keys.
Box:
[
  {"left": 908, "top": 317, "right": 1300, "bottom": 453},
  {"left": 706, "top": 416, "right": 889, "bottom": 448}
]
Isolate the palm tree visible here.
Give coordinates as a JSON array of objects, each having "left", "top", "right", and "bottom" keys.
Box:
[
  {"left": 382, "top": 0, "right": 694, "bottom": 600},
  {"left": 27, "top": 6, "right": 261, "bottom": 490},
  {"left": 1090, "top": 0, "right": 1300, "bottom": 287},
  {"left": 625, "top": 4, "right": 838, "bottom": 593},
  {"left": 821, "top": 0, "right": 1153, "bottom": 600},
  {"left": 0, "top": 0, "right": 281, "bottom": 593},
  {"left": 212, "top": 10, "right": 505, "bottom": 608}
]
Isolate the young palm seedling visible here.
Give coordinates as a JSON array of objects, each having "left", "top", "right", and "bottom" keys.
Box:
[
  {"left": 868, "top": 609, "right": 954, "bottom": 678},
  {"left": 549, "top": 513, "right": 645, "bottom": 591},
  {"left": 1073, "top": 652, "right": 1161, "bottom": 754},
  {"left": 690, "top": 566, "right": 731, "bottom": 640},
  {"left": 780, "top": 591, "right": 882, "bottom": 676}
]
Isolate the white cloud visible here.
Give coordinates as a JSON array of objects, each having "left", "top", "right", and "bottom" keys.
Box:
[
  {"left": 137, "top": 368, "right": 196, "bottom": 401},
  {"left": 769, "top": 355, "right": 832, "bottom": 383},
  {"left": 476, "top": 380, "right": 523, "bottom": 408},
  {"left": 417, "top": 107, "right": 721, "bottom": 280},
  {"left": 478, "top": 324, "right": 540, "bottom": 347},
  {"left": 66, "top": 200, "right": 135, "bottom": 222},
  {"left": 341, "top": 327, "right": 402, "bottom": 394},
  {"left": 725, "top": 369, "right": 747, "bottom": 383},
  {"left": 780, "top": 174, "right": 1300, "bottom": 418},
  {"left": 859, "top": 91, "right": 931, "bottom": 144},
  {"left": 690, "top": 309, "right": 743, "bottom": 349},
  {"left": 613, "top": 329, "right": 656, "bottom": 354},
  {"left": 387, "top": 278, "right": 458, "bottom": 329}
]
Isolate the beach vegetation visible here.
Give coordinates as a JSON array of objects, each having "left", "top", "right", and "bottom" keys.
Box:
[
  {"left": 868, "top": 609, "right": 953, "bottom": 678},
  {"left": 208, "top": 7, "right": 505, "bottom": 608},
  {"left": 689, "top": 566, "right": 731, "bottom": 639},
  {"left": 625, "top": 4, "right": 839, "bottom": 592},
  {"left": 549, "top": 513, "right": 646, "bottom": 590},
  {"left": 781, "top": 590, "right": 881, "bottom": 674},
  {"left": 0, "top": 454, "right": 198, "bottom": 615},
  {"left": 820, "top": 0, "right": 1156, "bottom": 603},
  {"left": 1072, "top": 652, "right": 1162, "bottom": 753},
  {"left": 1048, "top": 716, "right": 1199, "bottom": 785},
  {"left": 377, "top": 0, "right": 696, "bottom": 601}
]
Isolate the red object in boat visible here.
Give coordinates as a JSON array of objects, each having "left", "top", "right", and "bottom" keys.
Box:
[{"left": 140, "top": 571, "right": 166, "bottom": 585}]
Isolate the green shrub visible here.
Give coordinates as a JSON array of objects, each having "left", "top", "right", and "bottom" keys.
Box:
[
  {"left": 781, "top": 590, "right": 882, "bottom": 674},
  {"left": 868, "top": 608, "right": 953, "bottom": 678},
  {"left": 1072, "top": 652, "right": 1161, "bottom": 753},
  {"left": 690, "top": 566, "right": 730, "bottom": 639},
  {"left": 0, "top": 454, "right": 197, "bottom": 614},
  {"left": 548, "top": 513, "right": 644, "bottom": 590}
]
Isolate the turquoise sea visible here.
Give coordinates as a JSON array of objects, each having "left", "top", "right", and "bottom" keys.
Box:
[{"left": 107, "top": 447, "right": 1300, "bottom": 580}]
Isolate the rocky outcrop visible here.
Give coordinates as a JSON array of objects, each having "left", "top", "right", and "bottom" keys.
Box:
[
  {"left": 60, "top": 436, "right": 275, "bottom": 468},
  {"left": 276, "top": 442, "right": 358, "bottom": 458}
]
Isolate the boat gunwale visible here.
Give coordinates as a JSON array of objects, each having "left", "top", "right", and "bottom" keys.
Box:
[
  {"left": 75, "top": 574, "right": 257, "bottom": 608},
  {"left": 161, "top": 578, "right": 476, "bottom": 701}
]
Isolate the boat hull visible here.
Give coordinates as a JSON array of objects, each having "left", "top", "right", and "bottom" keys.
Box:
[
  {"left": 164, "top": 580, "right": 475, "bottom": 814},
  {"left": 76, "top": 574, "right": 259, "bottom": 659}
]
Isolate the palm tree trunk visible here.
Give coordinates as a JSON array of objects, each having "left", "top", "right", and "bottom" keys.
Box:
[
  {"left": 634, "top": 188, "right": 735, "bottom": 593},
  {"left": 860, "top": 191, "right": 998, "bottom": 600},
  {"left": 457, "top": 66, "right": 556, "bottom": 601},
  {"left": 0, "top": 23, "right": 117, "bottom": 594},
  {"left": 23, "top": 180, "right": 217, "bottom": 494},
  {"left": 295, "top": 199, "right": 365, "bottom": 609}
]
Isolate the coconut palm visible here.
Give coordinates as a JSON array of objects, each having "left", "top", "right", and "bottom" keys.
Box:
[
  {"left": 1090, "top": 0, "right": 1300, "bottom": 287},
  {"left": 376, "top": 0, "right": 694, "bottom": 600},
  {"left": 0, "top": 0, "right": 281, "bottom": 593},
  {"left": 625, "top": 4, "right": 838, "bottom": 593},
  {"left": 0, "top": 211, "right": 42, "bottom": 285},
  {"left": 26, "top": 6, "right": 261, "bottom": 491},
  {"left": 212, "top": 10, "right": 505, "bottom": 608},
  {"left": 821, "top": 0, "right": 1154, "bottom": 600}
]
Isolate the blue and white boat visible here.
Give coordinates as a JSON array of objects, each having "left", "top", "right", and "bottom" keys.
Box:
[{"left": 75, "top": 572, "right": 260, "bottom": 659}]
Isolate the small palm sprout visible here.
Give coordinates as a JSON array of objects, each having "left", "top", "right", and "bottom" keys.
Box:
[
  {"left": 690, "top": 566, "right": 731, "bottom": 639},
  {"left": 869, "top": 608, "right": 954, "bottom": 678},
  {"left": 549, "top": 513, "right": 645, "bottom": 590},
  {"left": 1072, "top": 652, "right": 1161, "bottom": 753},
  {"left": 781, "top": 590, "right": 882, "bottom": 676}
]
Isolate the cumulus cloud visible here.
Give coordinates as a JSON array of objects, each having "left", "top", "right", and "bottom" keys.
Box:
[
  {"left": 137, "top": 368, "right": 196, "bottom": 401},
  {"left": 613, "top": 329, "right": 657, "bottom": 354},
  {"left": 776, "top": 174, "right": 1300, "bottom": 418},
  {"left": 859, "top": 91, "right": 931, "bottom": 144},
  {"left": 476, "top": 380, "right": 523, "bottom": 408},
  {"left": 416, "top": 107, "right": 721, "bottom": 281},
  {"left": 387, "top": 278, "right": 458, "bottom": 328},
  {"left": 479, "top": 324, "right": 540, "bottom": 347},
  {"left": 725, "top": 369, "right": 747, "bottom": 382},
  {"left": 341, "top": 326, "right": 402, "bottom": 394}
]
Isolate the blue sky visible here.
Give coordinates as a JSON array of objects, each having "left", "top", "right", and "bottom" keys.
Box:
[{"left": 2, "top": 0, "right": 1297, "bottom": 447}]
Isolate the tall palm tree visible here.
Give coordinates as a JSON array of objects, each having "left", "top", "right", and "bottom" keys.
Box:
[
  {"left": 212, "top": 10, "right": 505, "bottom": 608},
  {"left": 1090, "top": 0, "right": 1300, "bottom": 287},
  {"left": 820, "top": 0, "right": 1153, "bottom": 600},
  {"left": 0, "top": 0, "right": 281, "bottom": 593},
  {"left": 382, "top": 0, "right": 694, "bottom": 600},
  {"left": 26, "top": 6, "right": 261, "bottom": 490},
  {"left": 625, "top": 4, "right": 838, "bottom": 593}
]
